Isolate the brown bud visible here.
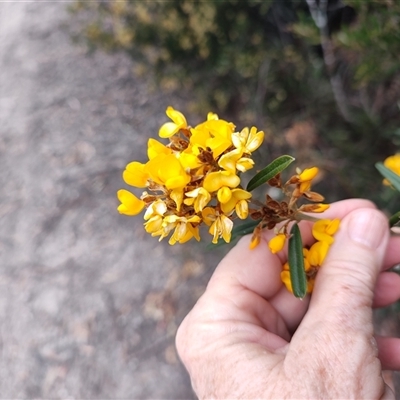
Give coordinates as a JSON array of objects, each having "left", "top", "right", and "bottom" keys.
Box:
[
  {"left": 303, "top": 191, "right": 325, "bottom": 202},
  {"left": 286, "top": 175, "right": 300, "bottom": 185}
]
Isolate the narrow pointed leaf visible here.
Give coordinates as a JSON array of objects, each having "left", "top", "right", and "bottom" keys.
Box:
[
  {"left": 389, "top": 210, "right": 400, "bottom": 228},
  {"left": 288, "top": 223, "right": 307, "bottom": 298},
  {"left": 376, "top": 162, "right": 400, "bottom": 192},
  {"left": 246, "top": 155, "right": 295, "bottom": 192}
]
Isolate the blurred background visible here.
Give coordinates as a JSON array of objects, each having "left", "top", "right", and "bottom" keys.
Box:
[{"left": 0, "top": 0, "right": 399, "bottom": 398}]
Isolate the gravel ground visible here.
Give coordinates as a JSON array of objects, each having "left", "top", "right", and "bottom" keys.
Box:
[
  {"left": 1, "top": 2, "right": 399, "bottom": 399},
  {"left": 0, "top": 2, "right": 224, "bottom": 398}
]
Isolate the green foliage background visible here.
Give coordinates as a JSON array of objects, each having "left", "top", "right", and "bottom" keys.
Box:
[{"left": 70, "top": 0, "right": 400, "bottom": 213}]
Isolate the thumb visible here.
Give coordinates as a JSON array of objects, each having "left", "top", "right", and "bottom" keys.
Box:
[{"left": 308, "top": 207, "right": 390, "bottom": 323}]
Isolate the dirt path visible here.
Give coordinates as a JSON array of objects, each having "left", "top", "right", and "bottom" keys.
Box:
[{"left": 0, "top": 2, "right": 222, "bottom": 398}]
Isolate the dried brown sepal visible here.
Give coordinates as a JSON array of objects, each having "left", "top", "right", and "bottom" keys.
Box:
[
  {"left": 267, "top": 173, "right": 282, "bottom": 188},
  {"left": 286, "top": 175, "right": 300, "bottom": 185},
  {"left": 141, "top": 193, "right": 159, "bottom": 203},
  {"left": 197, "top": 148, "right": 215, "bottom": 165},
  {"left": 303, "top": 191, "right": 325, "bottom": 202},
  {"left": 169, "top": 136, "right": 189, "bottom": 151},
  {"left": 298, "top": 204, "right": 324, "bottom": 213},
  {"left": 249, "top": 209, "right": 263, "bottom": 220}
]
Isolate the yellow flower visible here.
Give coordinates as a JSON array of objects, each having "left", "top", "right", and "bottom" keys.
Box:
[
  {"left": 203, "top": 171, "right": 240, "bottom": 193},
  {"left": 217, "top": 186, "right": 232, "bottom": 204},
  {"left": 383, "top": 154, "right": 400, "bottom": 185},
  {"left": 232, "top": 126, "right": 264, "bottom": 154},
  {"left": 218, "top": 148, "right": 255, "bottom": 174},
  {"left": 123, "top": 161, "right": 148, "bottom": 188},
  {"left": 184, "top": 187, "right": 211, "bottom": 213},
  {"left": 164, "top": 215, "right": 201, "bottom": 245},
  {"left": 117, "top": 190, "right": 145, "bottom": 216},
  {"left": 159, "top": 106, "right": 188, "bottom": 138},
  {"left": 147, "top": 138, "right": 172, "bottom": 160},
  {"left": 298, "top": 167, "right": 319, "bottom": 193},
  {"left": 143, "top": 200, "right": 167, "bottom": 233},
  {"left": 220, "top": 188, "right": 252, "bottom": 218},
  {"left": 202, "top": 207, "right": 233, "bottom": 244},
  {"left": 306, "top": 240, "right": 330, "bottom": 267},
  {"left": 190, "top": 118, "right": 235, "bottom": 158},
  {"left": 145, "top": 154, "right": 190, "bottom": 190},
  {"left": 312, "top": 218, "right": 340, "bottom": 245},
  {"left": 268, "top": 233, "right": 286, "bottom": 254}
]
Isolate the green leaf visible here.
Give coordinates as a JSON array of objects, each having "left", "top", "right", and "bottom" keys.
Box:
[
  {"left": 389, "top": 210, "right": 400, "bottom": 228},
  {"left": 288, "top": 223, "right": 307, "bottom": 299},
  {"left": 246, "top": 155, "right": 295, "bottom": 192},
  {"left": 207, "top": 219, "right": 261, "bottom": 249},
  {"left": 375, "top": 162, "right": 400, "bottom": 192}
]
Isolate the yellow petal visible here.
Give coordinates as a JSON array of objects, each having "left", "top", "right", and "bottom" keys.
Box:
[
  {"left": 159, "top": 122, "right": 180, "bottom": 138},
  {"left": 117, "top": 189, "right": 145, "bottom": 216},
  {"left": 299, "top": 167, "right": 319, "bottom": 182},
  {"left": 123, "top": 162, "right": 148, "bottom": 188},
  {"left": 202, "top": 207, "right": 216, "bottom": 226},
  {"left": 203, "top": 171, "right": 240, "bottom": 193},
  {"left": 147, "top": 138, "right": 171, "bottom": 160},
  {"left": 170, "top": 189, "right": 184, "bottom": 211},
  {"left": 281, "top": 270, "right": 293, "bottom": 293},
  {"left": 236, "top": 157, "right": 254, "bottom": 172},
  {"left": 384, "top": 154, "right": 400, "bottom": 176},
  {"left": 245, "top": 127, "right": 264, "bottom": 152},
  {"left": 235, "top": 199, "right": 249, "bottom": 219},
  {"left": 268, "top": 233, "right": 286, "bottom": 254},
  {"left": 218, "top": 149, "right": 243, "bottom": 174},
  {"left": 166, "top": 106, "right": 187, "bottom": 127},
  {"left": 307, "top": 241, "right": 330, "bottom": 267},
  {"left": 217, "top": 186, "right": 232, "bottom": 204}
]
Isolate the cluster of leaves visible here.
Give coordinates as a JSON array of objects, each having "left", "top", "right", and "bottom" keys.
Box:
[{"left": 70, "top": 0, "right": 400, "bottom": 211}]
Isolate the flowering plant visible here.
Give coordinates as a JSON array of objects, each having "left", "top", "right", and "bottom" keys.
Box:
[{"left": 118, "top": 107, "right": 400, "bottom": 298}]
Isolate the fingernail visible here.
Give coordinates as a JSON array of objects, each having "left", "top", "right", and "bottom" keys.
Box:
[{"left": 348, "top": 210, "right": 386, "bottom": 249}]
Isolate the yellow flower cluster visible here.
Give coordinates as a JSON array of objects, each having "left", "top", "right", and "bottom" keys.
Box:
[
  {"left": 281, "top": 219, "right": 340, "bottom": 294},
  {"left": 117, "top": 106, "right": 264, "bottom": 245}
]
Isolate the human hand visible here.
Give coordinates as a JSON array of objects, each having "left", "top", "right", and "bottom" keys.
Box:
[{"left": 176, "top": 199, "right": 400, "bottom": 399}]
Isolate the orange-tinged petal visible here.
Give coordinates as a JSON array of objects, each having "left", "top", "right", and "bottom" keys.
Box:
[
  {"left": 202, "top": 207, "right": 216, "bottom": 226},
  {"left": 384, "top": 154, "right": 400, "bottom": 176},
  {"left": 281, "top": 270, "right": 293, "bottom": 293},
  {"left": 307, "top": 241, "right": 329, "bottom": 266},
  {"left": 268, "top": 233, "right": 286, "bottom": 254},
  {"left": 312, "top": 204, "right": 330, "bottom": 213},
  {"left": 117, "top": 189, "right": 145, "bottom": 216}
]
